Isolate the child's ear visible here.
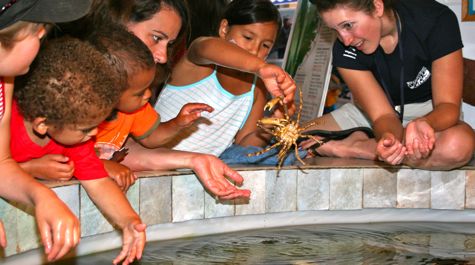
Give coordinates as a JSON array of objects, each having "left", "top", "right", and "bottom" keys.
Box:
[
  {"left": 32, "top": 117, "right": 48, "bottom": 135},
  {"left": 218, "top": 19, "right": 230, "bottom": 38}
]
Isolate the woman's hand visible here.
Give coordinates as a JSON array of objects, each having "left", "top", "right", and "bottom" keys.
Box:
[
  {"left": 376, "top": 132, "right": 406, "bottom": 165},
  {"left": 404, "top": 118, "right": 435, "bottom": 160},
  {"left": 190, "top": 154, "right": 251, "bottom": 200}
]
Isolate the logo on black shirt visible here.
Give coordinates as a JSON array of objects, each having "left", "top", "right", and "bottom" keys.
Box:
[
  {"left": 342, "top": 48, "right": 357, "bottom": 60},
  {"left": 407, "top": 66, "right": 430, "bottom": 89}
]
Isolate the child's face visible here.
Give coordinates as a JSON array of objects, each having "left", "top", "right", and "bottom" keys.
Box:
[
  {"left": 46, "top": 114, "right": 108, "bottom": 146},
  {"left": 116, "top": 67, "right": 155, "bottom": 113},
  {"left": 0, "top": 24, "right": 46, "bottom": 76},
  {"left": 127, "top": 6, "right": 182, "bottom": 64},
  {"left": 221, "top": 21, "right": 278, "bottom": 60}
]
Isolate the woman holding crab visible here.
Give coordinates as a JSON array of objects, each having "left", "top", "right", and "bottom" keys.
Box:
[{"left": 301, "top": 0, "right": 475, "bottom": 170}]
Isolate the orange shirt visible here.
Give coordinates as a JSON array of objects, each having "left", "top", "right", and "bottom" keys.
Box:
[{"left": 95, "top": 103, "right": 160, "bottom": 159}]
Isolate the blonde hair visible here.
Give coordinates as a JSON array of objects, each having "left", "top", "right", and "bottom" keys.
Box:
[{"left": 0, "top": 21, "right": 42, "bottom": 50}]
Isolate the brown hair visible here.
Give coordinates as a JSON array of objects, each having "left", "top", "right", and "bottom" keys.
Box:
[
  {"left": 0, "top": 21, "right": 40, "bottom": 50},
  {"left": 315, "top": 0, "right": 396, "bottom": 14},
  {"left": 15, "top": 37, "right": 122, "bottom": 128}
]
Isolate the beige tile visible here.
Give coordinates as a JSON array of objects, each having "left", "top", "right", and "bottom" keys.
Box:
[
  {"left": 140, "top": 177, "right": 172, "bottom": 225},
  {"left": 0, "top": 199, "right": 17, "bottom": 256},
  {"left": 235, "top": 170, "right": 266, "bottom": 215},
  {"left": 15, "top": 204, "right": 40, "bottom": 253},
  {"left": 204, "top": 191, "right": 235, "bottom": 219},
  {"left": 397, "top": 169, "right": 430, "bottom": 208},
  {"left": 172, "top": 174, "right": 204, "bottom": 222},
  {"left": 431, "top": 171, "right": 465, "bottom": 210},
  {"left": 297, "top": 169, "right": 330, "bottom": 210},
  {"left": 266, "top": 170, "right": 297, "bottom": 213},
  {"left": 466, "top": 170, "right": 475, "bottom": 208},
  {"left": 80, "top": 186, "right": 114, "bottom": 237},
  {"left": 329, "top": 169, "right": 363, "bottom": 210},
  {"left": 363, "top": 168, "right": 397, "bottom": 208}
]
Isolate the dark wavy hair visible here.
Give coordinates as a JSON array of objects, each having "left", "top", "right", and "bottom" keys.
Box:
[
  {"left": 221, "top": 0, "right": 282, "bottom": 31},
  {"left": 14, "top": 37, "right": 121, "bottom": 128},
  {"left": 314, "top": 0, "right": 397, "bottom": 14},
  {"left": 87, "top": 22, "right": 155, "bottom": 92}
]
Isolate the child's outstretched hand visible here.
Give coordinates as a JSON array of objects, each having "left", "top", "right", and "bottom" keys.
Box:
[
  {"left": 0, "top": 220, "right": 6, "bottom": 248},
  {"left": 112, "top": 220, "right": 146, "bottom": 265},
  {"left": 190, "top": 153, "right": 251, "bottom": 200},
  {"left": 21, "top": 154, "right": 75, "bottom": 181},
  {"left": 103, "top": 160, "right": 137, "bottom": 192},
  {"left": 175, "top": 103, "right": 214, "bottom": 128},
  {"left": 257, "top": 63, "right": 296, "bottom": 105}
]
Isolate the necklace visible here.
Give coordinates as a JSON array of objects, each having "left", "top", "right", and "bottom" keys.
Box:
[{"left": 375, "top": 11, "right": 405, "bottom": 121}]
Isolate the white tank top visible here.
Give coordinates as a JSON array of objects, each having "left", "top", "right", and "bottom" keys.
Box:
[{"left": 155, "top": 70, "right": 255, "bottom": 156}]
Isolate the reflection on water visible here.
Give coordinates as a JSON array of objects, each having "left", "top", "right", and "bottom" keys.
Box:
[{"left": 54, "top": 222, "right": 475, "bottom": 265}]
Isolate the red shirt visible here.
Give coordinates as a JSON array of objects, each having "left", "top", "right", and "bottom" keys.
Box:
[
  {"left": 0, "top": 77, "right": 5, "bottom": 122},
  {"left": 10, "top": 102, "right": 108, "bottom": 180}
]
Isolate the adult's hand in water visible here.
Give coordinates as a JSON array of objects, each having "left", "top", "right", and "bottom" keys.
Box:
[
  {"left": 191, "top": 154, "right": 251, "bottom": 200},
  {"left": 35, "top": 193, "right": 81, "bottom": 262},
  {"left": 113, "top": 220, "right": 146, "bottom": 265}
]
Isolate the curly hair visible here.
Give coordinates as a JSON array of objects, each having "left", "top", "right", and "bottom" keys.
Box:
[
  {"left": 87, "top": 22, "right": 155, "bottom": 92},
  {"left": 14, "top": 37, "right": 122, "bottom": 128}
]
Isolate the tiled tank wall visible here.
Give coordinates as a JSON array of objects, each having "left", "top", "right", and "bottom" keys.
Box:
[{"left": 1, "top": 161, "right": 475, "bottom": 260}]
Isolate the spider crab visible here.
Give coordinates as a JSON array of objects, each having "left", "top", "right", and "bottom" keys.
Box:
[{"left": 247, "top": 86, "right": 322, "bottom": 169}]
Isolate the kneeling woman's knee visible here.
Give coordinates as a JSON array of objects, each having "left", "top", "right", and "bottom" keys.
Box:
[{"left": 442, "top": 127, "right": 475, "bottom": 165}]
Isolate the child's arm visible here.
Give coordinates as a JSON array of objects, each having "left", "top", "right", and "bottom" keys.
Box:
[
  {"left": 0, "top": 80, "right": 80, "bottom": 261},
  {"left": 19, "top": 154, "right": 75, "bottom": 181},
  {"left": 80, "top": 177, "right": 146, "bottom": 265},
  {"left": 139, "top": 103, "right": 213, "bottom": 148},
  {"left": 187, "top": 37, "right": 296, "bottom": 104},
  {"left": 123, "top": 147, "right": 251, "bottom": 200},
  {"left": 102, "top": 159, "right": 136, "bottom": 192}
]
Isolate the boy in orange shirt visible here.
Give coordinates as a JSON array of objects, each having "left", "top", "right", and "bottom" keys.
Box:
[{"left": 90, "top": 24, "right": 250, "bottom": 199}]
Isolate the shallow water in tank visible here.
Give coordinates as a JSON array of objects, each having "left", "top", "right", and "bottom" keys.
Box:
[{"left": 53, "top": 222, "right": 475, "bottom": 265}]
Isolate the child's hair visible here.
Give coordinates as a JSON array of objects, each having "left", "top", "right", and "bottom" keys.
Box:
[
  {"left": 221, "top": 0, "right": 282, "bottom": 31},
  {"left": 14, "top": 37, "right": 121, "bottom": 128},
  {"left": 87, "top": 22, "right": 155, "bottom": 92},
  {"left": 0, "top": 21, "right": 42, "bottom": 50},
  {"left": 314, "top": 0, "right": 397, "bottom": 14},
  {"left": 186, "top": 0, "right": 229, "bottom": 47}
]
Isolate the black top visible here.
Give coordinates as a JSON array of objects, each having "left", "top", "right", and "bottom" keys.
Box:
[{"left": 332, "top": 0, "right": 463, "bottom": 106}]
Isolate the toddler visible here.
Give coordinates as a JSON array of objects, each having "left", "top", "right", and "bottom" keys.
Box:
[{"left": 12, "top": 37, "right": 145, "bottom": 265}]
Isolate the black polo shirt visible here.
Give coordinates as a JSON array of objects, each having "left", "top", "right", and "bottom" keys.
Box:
[{"left": 332, "top": 0, "right": 463, "bottom": 106}]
